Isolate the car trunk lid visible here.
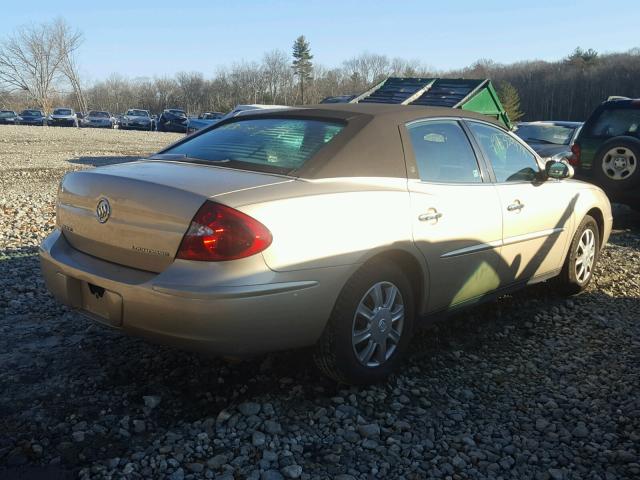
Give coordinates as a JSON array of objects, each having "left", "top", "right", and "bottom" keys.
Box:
[{"left": 57, "top": 160, "right": 291, "bottom": 272}]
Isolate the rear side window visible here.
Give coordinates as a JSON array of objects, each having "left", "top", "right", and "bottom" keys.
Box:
[
  {"left": 407, "top": 120, "right": 482, "bottom": 183},
  {"left": 468, "top": 122, "right": 539, "bottom": 183},
  {"left": 164, "top": 118, "right": 344, "bottom": 174},
  {"left": 588, "top": 108, "right": 640, "bottom": 138}
]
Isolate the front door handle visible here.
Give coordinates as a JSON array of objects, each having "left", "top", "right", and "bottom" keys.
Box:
[
  {"left": 507, "top": 201, "right": 524, "bottom": 212},
  {"left": 419, "top": 211, "right": 443, "bottom": 222}
]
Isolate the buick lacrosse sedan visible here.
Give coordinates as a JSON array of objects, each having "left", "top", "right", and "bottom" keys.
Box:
[{"left": 40, "top": 104, "right": 612, "bottom": 384}]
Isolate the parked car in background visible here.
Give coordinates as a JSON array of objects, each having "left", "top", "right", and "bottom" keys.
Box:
[
  {"left": 571, "top": 97, "right": 640, "bottom": 209},
  {"left": 0, "top": 110, "right": 17, "bottom": 124},
  {"left": 16, "top": 109, "right": 46, "bottom": 126},
  {"left": 157, "top": 108, "right": 188, "bottom": 133},
  {"left": 82, "top": 110, "right": 115, "bottom": 129},
  {"left": 200, "top": 112, "right": 224, "bottom": 120},
  {"left": 320, "top": 95, "right": 357, "bottom": 104},
  {"left": 48, "top": 108, "right": 78, "bottom": 127},
  {"left": 515, "top": 121, "right": 582, "bottom": 161},
  {"left": 119, "top": 109, "right": 155, "bottom": 131},
  {"left": 40, "top": 104, "right": 612, "bottom": 384}
]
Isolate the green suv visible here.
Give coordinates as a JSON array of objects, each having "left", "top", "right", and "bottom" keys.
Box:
[{"left": 571, "top": 98, "right": 640, "bottom": 208}]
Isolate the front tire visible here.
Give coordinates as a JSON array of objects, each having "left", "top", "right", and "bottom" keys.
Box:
[
  {"left": 557, "top": 215, "right": 600, "bottom": 295},
  {"left": 314, "top": 260, "right": 414, "bottom": 385}
]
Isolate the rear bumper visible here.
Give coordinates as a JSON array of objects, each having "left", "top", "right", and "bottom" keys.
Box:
[{"left": 39, "top": 229, "right": 348, "bottom": 356}]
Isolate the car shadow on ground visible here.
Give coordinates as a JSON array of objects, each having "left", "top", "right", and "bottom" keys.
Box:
[{"left": 1, "top": 203, "right": 639, "bottom": 476}]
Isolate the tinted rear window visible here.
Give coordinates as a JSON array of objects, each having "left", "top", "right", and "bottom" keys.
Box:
[
  {"left": 163, "top": 118, "right": 345, "bottom": 174},
  {"left": 589, "top": 107, "right": 640, "bottom": 138}
]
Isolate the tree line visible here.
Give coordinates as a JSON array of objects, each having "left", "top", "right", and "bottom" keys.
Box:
[{"left": 1, "top": 19, "right": 639, "bottom": 122}]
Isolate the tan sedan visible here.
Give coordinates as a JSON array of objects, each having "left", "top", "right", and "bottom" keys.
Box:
[{"left": 40, "top": 104, "right": 612, "bottom": 384}]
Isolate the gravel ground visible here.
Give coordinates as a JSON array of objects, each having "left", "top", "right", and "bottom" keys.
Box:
[{"left": 1, "top": 125, "right": 639, "bottom": 480}]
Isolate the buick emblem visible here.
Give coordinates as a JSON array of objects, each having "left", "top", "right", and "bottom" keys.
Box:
[{"left": 96, "top": 198, "right": 111, "bottom": 223}]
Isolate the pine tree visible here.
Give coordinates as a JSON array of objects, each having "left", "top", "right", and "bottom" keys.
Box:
[
  {"left": 291, "top": 35, "right": 313, "bottom": 104},
  {"left": 498, "top": 81, "right": 524, "bottom": 123}
]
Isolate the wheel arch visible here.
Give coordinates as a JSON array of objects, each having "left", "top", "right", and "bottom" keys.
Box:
[
  {"left": 586, "top": 207, "right": 605, "bottom": 248},
  {"left": 360, "top": 247, "right": 429, "bottom": 316}
]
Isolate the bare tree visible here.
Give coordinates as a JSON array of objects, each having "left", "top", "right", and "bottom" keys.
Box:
[
  {"left": 53, "top": 19, "right": 87, "bottom": 113},
  {"left": 0, "top": 21, "right": 67, "bottom": 112}
]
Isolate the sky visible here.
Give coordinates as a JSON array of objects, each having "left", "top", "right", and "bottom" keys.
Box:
[{"left": 2, "top": 0, "right": 638, "bottom": 83}]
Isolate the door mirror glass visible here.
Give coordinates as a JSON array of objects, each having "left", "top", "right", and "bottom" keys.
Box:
[{"left": 545, "top": 160, "right": 573, "bottom": 180}]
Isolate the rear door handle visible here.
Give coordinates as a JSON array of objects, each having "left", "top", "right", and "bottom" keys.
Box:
[
  {"left": 507, "top": 202, "right": 524, "bottom": 212},
  {"left": 419, "top": 211, "right": 443, "bottom": 222}
]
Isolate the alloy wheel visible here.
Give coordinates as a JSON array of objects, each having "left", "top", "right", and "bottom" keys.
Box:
[
  {"left": 351, "top": 281, "right": 404, "bottom": 367},
  {"left": 602, "top": 147, "right": 637, "bottom": 180},
  {"left": 575, "top": 228, "right": 596, "bottom": 284}
]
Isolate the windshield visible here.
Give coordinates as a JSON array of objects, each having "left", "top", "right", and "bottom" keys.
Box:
[
  {"left": 20, "top": 110, "right": 42, "bottom": 116},
  {"left": 89, "top": 111, "right": 109, "bottom": 118},
  {"left": 161, "top": 117, "right": 345, "bottom": 174},
  {"left": 515, "top": 124, "right": 575, "bottom": 145},
  {"left": 0, "top": 111, "right": 15, "bottom": 118},
  {"left": 168, "top": 110, "right": 186, "bottom": 116},
  {"left": 53, "top": 109, "right": 72, "bottom": 115},
  {"left": 126, "top": 109, "right": 149, "bottom": 117}
]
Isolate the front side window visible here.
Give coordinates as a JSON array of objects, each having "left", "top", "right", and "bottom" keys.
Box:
[
  {"left": 407, "top": 120, "right": 482, "bottom": 183},
  {"left": 162, "top": 117, "right": 344, "bottom": 174},
  {"left": 589, "top": 107, "right": 640, "bottom": 138},
  {"left": 468, "top": 122, "right": 539, "bottom": 183}
]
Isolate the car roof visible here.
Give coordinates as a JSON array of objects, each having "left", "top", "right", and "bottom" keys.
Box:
[
  {"left": 517, "top": 121, "right": 583, "bottom": 127},
  {"left": 241, "top": 103, "right": 506, "bottom": 127},
  {"left": 602, "top": 98, "right": 640, "bottom": 107}
]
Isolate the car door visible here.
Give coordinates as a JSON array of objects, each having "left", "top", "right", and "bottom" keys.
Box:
[
  {"left": 402, "top": 118, "right": 504, "bottom": 313},
  {"left": 466, "top": 120, "right": 575, "bottom": 283}
]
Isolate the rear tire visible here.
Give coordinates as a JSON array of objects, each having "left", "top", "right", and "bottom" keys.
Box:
[
  {"left": 313, "top": 260, "right": 414, "bottom": 385},
  {"left": 592, "top": 138, "right": 640, "bottom": 192},
  {"left": 557, "top": 215, "right": 600, "bottom": 295}
]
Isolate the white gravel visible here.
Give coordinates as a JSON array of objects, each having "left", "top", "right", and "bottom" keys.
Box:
[{"left": 0, "top": 125, "right": 639, "bottom": 480}]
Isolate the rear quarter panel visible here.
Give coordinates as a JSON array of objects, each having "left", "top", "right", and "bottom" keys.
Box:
[{"left": 219, "top": 178, "right": 416, "bottom": 272}]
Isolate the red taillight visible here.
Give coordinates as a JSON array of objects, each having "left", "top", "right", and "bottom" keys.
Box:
[
  {"left": 569, "top": 143, "right": 581, "bottom": 166},
  {"left": 176, "top": 201, "right": 272, "bottom": 261}
]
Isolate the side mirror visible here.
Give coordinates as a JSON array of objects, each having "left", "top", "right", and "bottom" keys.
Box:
[{"left": 545, "top": 160, "right": 574, "bottom": 180}]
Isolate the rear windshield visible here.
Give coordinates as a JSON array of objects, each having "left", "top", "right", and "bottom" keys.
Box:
[
  {"left": 515, "top": 124, "right": 576, "bottom": 145},
  {"left": 162, "top": 118, "right": 345, "bottom": 174},
  {"left": 589, "top": 107, "right": 640, "bottom": 138},
  {"left": 53, "top": 109, "right": 72, "bottom": 115}
]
